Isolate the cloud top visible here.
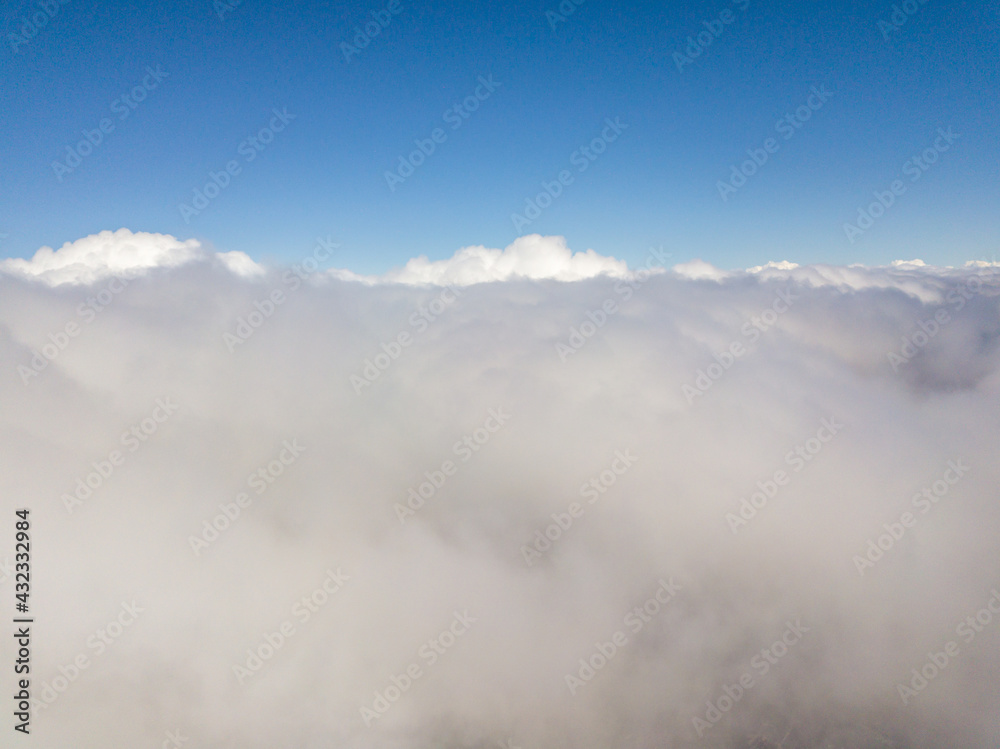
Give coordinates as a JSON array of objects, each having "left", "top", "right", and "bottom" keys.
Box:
[
  {"left": 0, "top": 231, "right": 632, "bottom": 288},
  {"left": 1, "top": 244, "right": 999, "bottom": 748},
  {"left": 5, "top": 230, "right": 996, "bottom": 299},
  {"left": 0, "top": 229, "right": 204, "bottom": 285},
  {"left": 377, "top": 234, "right": 630, "bottom": 285}
]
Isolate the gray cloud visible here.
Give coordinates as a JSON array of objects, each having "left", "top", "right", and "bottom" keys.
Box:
[{"left": 2, "top": 235, "right": 999, "bottom": 748}]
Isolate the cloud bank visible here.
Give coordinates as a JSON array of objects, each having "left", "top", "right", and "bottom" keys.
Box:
[
  {"left": 2, "top": 232, "right": 999, "bottom": 748},
  {"left": 0, "top": 229, "right": 261, "bottom": 286},
  {"left": 0, "top": 230, "right": 630, "bottom": 288}
]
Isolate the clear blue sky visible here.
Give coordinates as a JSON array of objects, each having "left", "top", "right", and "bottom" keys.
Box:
[{"left": 1, "top": 0, "right": 997, "bottom": 274}]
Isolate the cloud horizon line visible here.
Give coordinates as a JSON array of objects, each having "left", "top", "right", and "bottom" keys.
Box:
[{"left": 2, "top": 228, "right": 996, "bottom": 290}]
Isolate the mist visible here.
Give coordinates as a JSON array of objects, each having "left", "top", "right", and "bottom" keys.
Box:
[{"left": 2, "top": 232, "right": 999, "bottom": 748}]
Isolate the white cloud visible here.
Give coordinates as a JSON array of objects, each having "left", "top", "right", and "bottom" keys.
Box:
[
  {"left": 672, "top": 257, "right": 732, "bottom": 281},
  {"left": 9, "top": 230, "right": 995, "bottom": 301},
  {"left": 2, "top": 232, "right": 1000, "bottom": 748},
  {"left": 1, "top": 231, "right": 629, "bottom": 287},
  {"left": 376, "top": 234, "right": 630, "bottom": 285},
  {"left": 0, "top": 229, "right": 215, "bottom": 285},
  {"left": 215, "top": 249, "right": 267, "bottom": 278}
]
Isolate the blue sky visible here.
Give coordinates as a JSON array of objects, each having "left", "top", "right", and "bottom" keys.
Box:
[{"left": 1, "top": 0, "right": 997, "bottom": 274}]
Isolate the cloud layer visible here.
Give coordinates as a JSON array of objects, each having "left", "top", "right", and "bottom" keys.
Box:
[
  {"left": 0, "top": 230, "right": 630, "bottom": 288},
  {"left": 2, "top": 233, "right": 999, "bottom": 748}
]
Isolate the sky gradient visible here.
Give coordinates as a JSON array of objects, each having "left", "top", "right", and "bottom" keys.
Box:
[{"left": 1, "top": 0, "right": 998, "bottom": 274}]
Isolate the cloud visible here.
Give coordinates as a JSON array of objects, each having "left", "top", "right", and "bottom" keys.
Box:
[
  {"left": 7, "top": 230, "right": 995, "bottom": 298},
  {"left": 0, "top": 229, "right": 215, "bottom": 286},
  {"left": 1, "top": 231, "right": 630, "bottom": 287},
  {"left": 2, "top": 233, "right": 1000, "bottom": 748},
  {"left": 376, "top": 234, "right": 630, "bottom": 285}
]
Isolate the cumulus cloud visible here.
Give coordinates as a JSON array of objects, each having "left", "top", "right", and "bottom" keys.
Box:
[
  {"left": 2, "top": 233, "right": 1000, "bottom": 748},
  {"left": 1, "top": 231, "right": 630, "bottom": 288},
  {"left": 375, "top": 234, "right": 630, "bottom": 285},
  {"left": 6, "top": 230, "right": 995, "bottom": 297},
  {"left": 0, "top": 229, "right": 208, "bottom": 286}
]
